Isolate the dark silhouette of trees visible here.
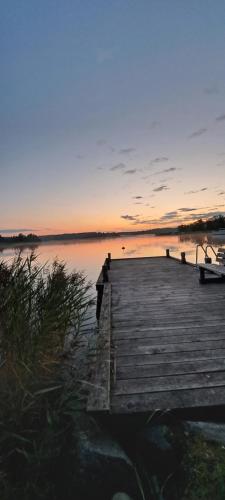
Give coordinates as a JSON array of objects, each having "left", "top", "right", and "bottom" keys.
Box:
[
  {"left": 0, "top": 233, "right": 41, "bottom": 245},
  {"left": 178, "top": 215, "right": 225, "bottom": 233}
]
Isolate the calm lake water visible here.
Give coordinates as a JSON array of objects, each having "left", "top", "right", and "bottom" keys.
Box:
[{"left": 1, "top": 232, "right": 225, "bottom": 286}]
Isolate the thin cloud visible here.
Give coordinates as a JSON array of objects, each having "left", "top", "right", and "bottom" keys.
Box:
[
  {"left": 0, "top": 228, "right": 36, "bottom": 234},
  {"left": 110, "top": 163, "right": 126, "bottom": 171},
  {"left": 178, "top": 207, "right": 197, "bottom": 212},
  {"left": 121, "top": 214, "right": 139, "bottom": 221},
  {"left": 188, "top": 128, "right": 207, "bottom": 139},
  {"left": 124, "top": 169, "right": 137, "bottom": 175},
  {"left": 152, "top": 167, "right": 179, "bottom": 176},
  {"left": 119, "top": 148, "right": 136, "bottom": 154},
  {"left": 153, "top": 185, "right": 169, "bottom": 192},
  {"left": 132, "top": 219, "right": 154, "bottom": 225},
  {"left": 162, "top": 211, "right": 178, "bottom": 218},
  {"left": 150, "top": 157, "right": 169, "bottom": 165},
  {"left": 96, "top": 139, "right": 107, "bottom": 146},
  {"left": 218, "top": 191, "right": 225, "bottom": 195},
  {"left": 184, "top": 210, "right": 225, "bottom": 221},
  {"left": 132, "top": 196, "right": 143, "bottom": 199},
  {"left": 216, "top": 113, "right": 225, "bottom": 122},
  {"left": 185, "top": 188, "right": 208, "bottom": 194},
  {"left": 204, "top": 85, "right": 219, "bottom": 95}
]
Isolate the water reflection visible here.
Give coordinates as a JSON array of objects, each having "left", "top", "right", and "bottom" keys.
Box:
[{"left": 0, "top": 232, "right": 225, "bottom": 284}]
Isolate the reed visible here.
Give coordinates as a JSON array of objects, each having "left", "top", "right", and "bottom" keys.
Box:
[{"left": 0, "top": 252, "right": 93, "bottom": 500}]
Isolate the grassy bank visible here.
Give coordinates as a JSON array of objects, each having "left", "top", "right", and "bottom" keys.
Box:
[{"left": 0, "top": 252, "right": 93, "bottom": 500}]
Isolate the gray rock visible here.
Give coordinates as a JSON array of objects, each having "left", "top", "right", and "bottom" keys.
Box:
[
  {"left": 184, "top": 421, "right": 225, "bottom": 445},
  {"left": 74, "top": 414, "right": 141, "bottom": 500},
  {"left": 112, "top": 493, "right": 134, "bottom": 500}
]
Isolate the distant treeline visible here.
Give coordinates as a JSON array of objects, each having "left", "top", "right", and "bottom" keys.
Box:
[
  {"left": 0, "top": 233, "right": 41, "bottom": 244},
  {"left": 178, "top": 215, "right": 225, "bottom": 233},
  {"left": 41, "top": 231, "right": 120, "bottom": 241},
  {"left": 0, "top": 231, "right": 120, "bottom": 245}
]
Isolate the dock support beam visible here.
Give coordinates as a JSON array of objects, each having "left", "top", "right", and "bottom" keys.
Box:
[
  {"left": 166, "top": 249, "right": 170, "bottom": 258},
  {"left": 181, "top": 252, "right": 186, "bottom": 264},
  {"left": 96, "top": 284, "right": 104, "bottom": 320},
  {"left": 102, "top": 264, "right": 108, "bottom": 282}
]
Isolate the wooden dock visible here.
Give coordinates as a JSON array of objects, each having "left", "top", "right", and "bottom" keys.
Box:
[{"left": 87, "top": 254, "right": 225, "bottom": 414}]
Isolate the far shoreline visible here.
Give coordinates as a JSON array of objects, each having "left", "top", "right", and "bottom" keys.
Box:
[{"left": 0, "top": 229, "right": 224, "bottom": 251}]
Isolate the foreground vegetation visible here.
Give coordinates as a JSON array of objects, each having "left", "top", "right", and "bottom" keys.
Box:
[{"left": 0, "top": 253, "right": 92, "bottom": 500}]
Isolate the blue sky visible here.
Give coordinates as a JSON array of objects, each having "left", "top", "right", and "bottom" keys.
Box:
[{"left": 1, "top": 0, "right": 225, "bottom": 234}]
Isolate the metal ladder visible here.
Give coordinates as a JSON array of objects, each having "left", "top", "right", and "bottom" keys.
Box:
[{"left": 195, "top": 244, "right": 217, "bottom": 266}]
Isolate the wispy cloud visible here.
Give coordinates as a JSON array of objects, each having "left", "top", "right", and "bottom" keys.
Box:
[
  {"left": 162, "top": 211, "right": 178, "bottom": 218},
  {"left": 216, "top": 113, "right": 225, "bottom": 122},
  {"left": 204, "top": 85, "right": 219, "bottom": 95},
  {"left": 121, "top": 214, "right": 139, "bottom": 221},
  {"left": 147, "top": 120, "right": 160, "bottom": 129},
  {"left": 152, "top": 167, "right": 179, "bottom": 176},
  {"left": 132, "top": 196, "right": 143, "bottom": 199},
  {"left": 124, "top": 169, "right": 137, "bottom": 175},
  {"left": 119, "top": 148, "right": 136, "bottom": 154},
  {"left": 218, "top": 191, "right": 225, "bottom": 195},
  {"left": 178, "top": 207, "right": 197, "bottom": 212},
  {"left": 110, "top": 163, "right": 126, "bottom": 171},
  {"left": 188, "top": 128, "right": 207, "bottom": 139},
  {"left": 96, "top": 139, "right": 107, "bottom": 146},
  {"left": 0, "top": 228, "right": 36, "bottom": 234},
  {"left": 150, "top": 157, "right": 169, "bottom": 165},
  {"left": 153, "top": 185, "right": 169, "bottom": 192},
  {"left": 185, "top": 187, "right": 208, "bottom": 194},
  {"left": 184, "top": 210, "right": 225, "bottom": 221}
]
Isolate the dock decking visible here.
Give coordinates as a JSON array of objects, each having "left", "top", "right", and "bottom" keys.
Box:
[{"left": 87, "top": 256, "right": 225, "bottom": 414}]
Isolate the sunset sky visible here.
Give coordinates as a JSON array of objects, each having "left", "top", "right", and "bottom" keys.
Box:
[{"left": 1, "top": 1, "right": 225, "bottom": 235}]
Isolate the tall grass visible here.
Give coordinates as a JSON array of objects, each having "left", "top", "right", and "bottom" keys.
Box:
[{"left": 0, "top": 252, "right": 93, "bottom": 500}]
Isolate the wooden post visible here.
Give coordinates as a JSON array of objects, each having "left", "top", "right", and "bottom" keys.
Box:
[
  {"left": 106, "top": 257, "right": 110, "bottom": 270},
  {"left": 102, "top": 264, "right": 108, "bottom": 282},
  {"left": 96, "top": 284, "right": 104, "bottom": 320},
  {"left": 181, "top": 252, "right": 186, "bottom": 264},
  {"left": 108, "top": 252, "right": 111, "bottom": 261},
  {"left": 166, "top": 249, "right": 170, "bottom": 258},
  {"left": 199, "top": 267, "right": 205, "bottom": 284}
]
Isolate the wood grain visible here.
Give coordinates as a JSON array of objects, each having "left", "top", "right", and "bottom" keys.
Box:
[
  {"left": 87, "top": 283, "right": 111, "bottom": 412},
  {"left": 88, "top": 256, "right": 225, "bottom": 414}
]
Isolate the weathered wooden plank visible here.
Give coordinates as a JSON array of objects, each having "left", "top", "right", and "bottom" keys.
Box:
[
  {"left": 87, "top": 283, "right": 111, "bottom": 412},
  {"left": 111, "top": 386, "right": 225, "bottom": 413},
  {"left": 112, "top": 318, "right": 225, "bottom": 328},
  {"left": 116, "top": 339, "right": 225, "bottom": 356},
  {"left": 114, "top": 332, "right": 225, "bottom": 346},
  {"left": 198, "top": 263, "right": 225, "bottom": 276},
  {"left": 113, "top": 323, "right": 225, "bottom": 335},
  {"left": 116, "top": 359, "right": 225, "bottom": 379},
  {"left": 90, "top": 255, "right": 225, "bottom": 414},
  {"left": 116, "top": 348, "right": 225, "bottom": 367},
  {"left": 114, "top": 371, "right": 225, "bottom": 395}
]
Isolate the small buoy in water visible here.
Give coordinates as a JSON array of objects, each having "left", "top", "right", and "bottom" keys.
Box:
[{"left": 122, "top": 246, "right": 125, "bottom": 251}]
